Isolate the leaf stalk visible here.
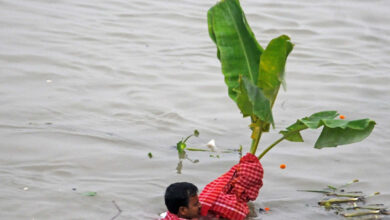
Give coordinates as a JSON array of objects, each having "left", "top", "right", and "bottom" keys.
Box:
[
  {"left": 250, "top": 127, "right": 262, "bottom": 154},
  {"left": 258, "top": 136, "right": 285, "bottom": 160}
]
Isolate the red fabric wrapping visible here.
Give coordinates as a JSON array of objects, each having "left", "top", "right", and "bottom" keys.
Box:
[
  {"left": 199, "top": 153, "right": 264, "bottom": 220},
  {"left": 161, "top": 211, "right": 188, "bottom": 220}
]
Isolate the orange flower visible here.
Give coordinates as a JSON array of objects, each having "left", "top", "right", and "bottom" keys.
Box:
[
  {"left": 280, "top": 164, "right": 286, "bottom": 169},
  {"left": 339, "top": 115, "right": 345, "bottom": 119}
]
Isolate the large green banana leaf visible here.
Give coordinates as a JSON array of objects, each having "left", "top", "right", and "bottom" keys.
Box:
[
  {"left": 258, "top": 35, "right": 294, "bottom": 105},
  {"left": 235, "top": 76, "right": 274, "bottom": 125},
  {"left": 280, "top": 111, "right": 376, "bottom": 148},
  {"left": 208, "top": 0, "right": 293, "bottom": 126},
  {"left": 208, "top": 0, "right": 263, "bottom": 101}
]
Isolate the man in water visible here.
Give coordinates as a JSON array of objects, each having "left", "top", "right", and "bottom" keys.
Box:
[{"left": 161, "top": 182, "right": 202, "bottom": 220}]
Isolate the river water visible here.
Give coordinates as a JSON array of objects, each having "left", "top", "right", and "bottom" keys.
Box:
[{"left": 1, "top": 0, "right": 389, "bottom": 219}]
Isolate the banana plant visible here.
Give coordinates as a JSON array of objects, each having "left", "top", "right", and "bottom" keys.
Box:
[{"left": 207, "top": 0, "right": 375, "bottom": 158}]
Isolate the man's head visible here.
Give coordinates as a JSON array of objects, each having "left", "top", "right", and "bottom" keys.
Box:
[{"left": 164, "top": 182, "right": 201, "bottom": 219}]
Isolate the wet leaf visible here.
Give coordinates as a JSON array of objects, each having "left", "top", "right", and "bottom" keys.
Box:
[
  {"left": 194, "top": 130, "right": 199, "bottom": 137},
  {"left": 83, "top": 192, "right": 97, "bottom": 196},
  {"left": 327, "top": 185, "right": 337, "bottom": 191},
  {"left": 148, "top": 152, "right": 153, "bottom": 159}
]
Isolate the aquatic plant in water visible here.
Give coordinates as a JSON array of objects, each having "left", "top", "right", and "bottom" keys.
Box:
[
  {"left": 207, "top": 0, "right": 375, "bottom": 159},
  {"left": 175, "top": 130, "right": 200, "bottom": 174},
  {"left": 299, "top": 180, "right": 389, "bottom": 218}
]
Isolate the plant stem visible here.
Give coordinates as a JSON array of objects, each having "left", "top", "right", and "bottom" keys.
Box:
[
  {"left": 258, "top": 136, "right": 285, "bottom": 160},
  {"left": 250, "top": 128, "right": 262, "bottom": 155},
  {"left": 183, "top": 134, "right": 193, "bottom": 143},
  {"left": 326, "top": 193, "right": 364, "bottom": 198},
  {"left": 342, "top": 210, "right": 381, "bottom": 217},
  {"left": 186, "top": 148, "right": 209, "bottom": 152}
]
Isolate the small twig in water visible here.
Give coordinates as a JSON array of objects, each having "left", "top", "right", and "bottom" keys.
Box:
[
  {"left": 318, "top": 197, "right": 361, "bottom": 206},
  {"left": 111, "top": 200, "right": 122, "bottom": 220}
]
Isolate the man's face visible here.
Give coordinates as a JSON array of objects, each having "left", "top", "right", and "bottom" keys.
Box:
[{"left": 179, "top": 195, "right": 201, "bottom": 219}]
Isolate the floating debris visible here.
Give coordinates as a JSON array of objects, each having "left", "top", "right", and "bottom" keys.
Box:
[
  {"left": 23, "top": 187, "right": 29, "bottom": 191},
  {"left": 300, "top": 179, "right": 388, "bottom": 218},
  {"left": 342, "top": 210, "right": 382, "bottom": 217},
  {"left": 347, "top": 206, "right": 384, "bottom": 211},
  {"left": 148, "top": 152, "right": 153, "bottom": 159},
  {"left": 318, "top": 197, "right": 361, "bottom": 206},
  {"left": 194, "top": 130, "right": 199, "bottom": 137},
  {"left": 83, "top": 192, "right": 97, "bottom": 196},
  {"left": 280, "top": 164, "right": 286, "bottom": 169},
  {"left": 258, "top": 207, "right": 271, "bottom": 213}
]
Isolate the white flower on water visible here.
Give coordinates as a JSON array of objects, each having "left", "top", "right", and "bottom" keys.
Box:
[{"left": 207, "top": 139, "right": 218, "bottom": 152}]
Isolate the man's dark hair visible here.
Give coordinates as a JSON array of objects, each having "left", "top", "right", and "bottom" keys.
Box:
[{"left": 164, "top": 182, "right": 198, "bottom": 214}]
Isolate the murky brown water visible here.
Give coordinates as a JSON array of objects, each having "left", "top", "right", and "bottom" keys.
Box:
[{"left": 1, "top": 0, "right": 389, "bottom": 219}]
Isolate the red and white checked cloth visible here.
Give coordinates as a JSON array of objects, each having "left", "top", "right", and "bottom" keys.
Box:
[
  {"left": 161, "top": 211, "right": 188, "bottom": 220},
  {"left": 199, "top": 153, "right": 264, "bottom": 220}
]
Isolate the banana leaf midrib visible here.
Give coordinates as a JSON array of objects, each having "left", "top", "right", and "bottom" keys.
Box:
[{"left": 224, "top": 1, "right": 255, "bottom": 83}]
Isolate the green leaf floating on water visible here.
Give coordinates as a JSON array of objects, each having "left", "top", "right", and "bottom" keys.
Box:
[
  {"left": 83, "top": 192, "right": 97, "bottom": 196},
  {"left": 208, "top": 0, "right": 263, "bottom": 101},
  {"left": 280, "top": 111, "right": 376, "bottom": 148}
]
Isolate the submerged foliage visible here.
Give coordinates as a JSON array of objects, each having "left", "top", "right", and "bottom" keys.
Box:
[{"left": 207, "top": 0, "right": 376, "bottom": 158}]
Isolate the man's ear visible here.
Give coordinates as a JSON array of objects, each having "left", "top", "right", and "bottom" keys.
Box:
[{"left": 178, "top": 206, "right": 188, "bottom": 216}]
